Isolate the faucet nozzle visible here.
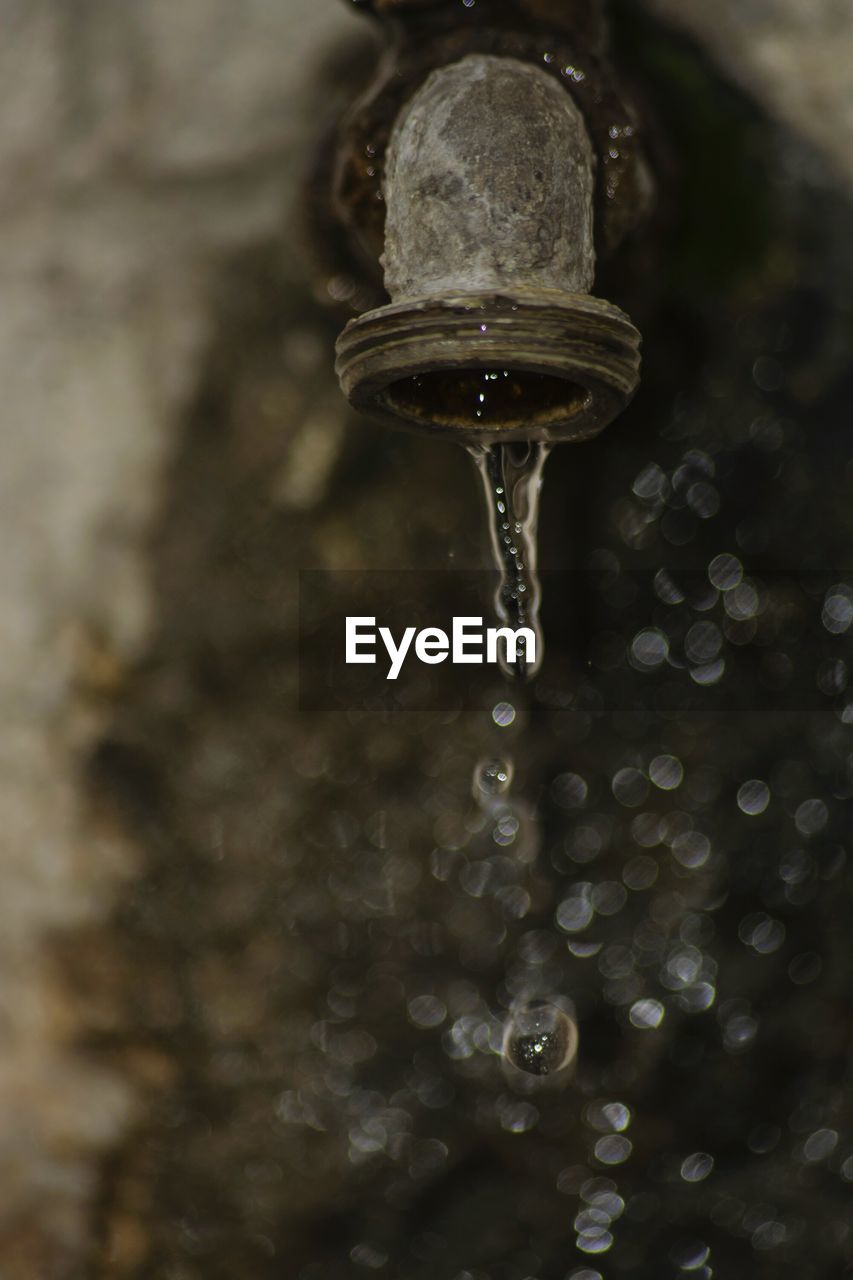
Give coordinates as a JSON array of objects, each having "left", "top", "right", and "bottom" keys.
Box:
[{"left": 335, "top": 53, "right": 640, "bottom": 443}]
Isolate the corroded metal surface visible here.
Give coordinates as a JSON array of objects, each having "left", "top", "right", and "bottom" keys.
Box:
[
  {"left": 333, "top": 42, "right": 643, "bottom": 441},
  {"left": 336, "top": 289, "right": 641, "bottom": 442},
  {"left": 334, "top": 0, "right": 653, "bottom": 271},
  {"left": 382, "top": 56, "right": 596, "bottom": 301}
]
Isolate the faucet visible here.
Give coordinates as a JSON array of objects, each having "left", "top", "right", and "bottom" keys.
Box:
[{"left": 327, "top": 0, "right": 653, "bottom": 444}]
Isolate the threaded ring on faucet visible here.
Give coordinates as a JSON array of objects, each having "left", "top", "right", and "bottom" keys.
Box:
[{"left": 335, "top": 289, "right": 641, "bottom": 443}]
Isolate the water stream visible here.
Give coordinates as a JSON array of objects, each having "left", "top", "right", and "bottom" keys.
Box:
[
  {"left": 468, "top": 438, "right": 551, "bottom": 681},
  {"left": 467, "top": 437, "right": 578, "bottom": 1085}
]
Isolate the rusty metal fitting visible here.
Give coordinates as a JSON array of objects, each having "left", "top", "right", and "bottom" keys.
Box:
[{"left": 329, "top": 2, "right": 650, "bottom": 441}]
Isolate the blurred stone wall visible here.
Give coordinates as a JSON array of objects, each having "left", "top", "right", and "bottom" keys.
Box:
[
  {"left": 0, "top": 0, "right": 852, "bottom": 1274},
  {"left": 645, "top": 0, "right": 853, "bottom": 191},
  {"left": 0, "top": 1, "right": 361, "bottom": 1273}
]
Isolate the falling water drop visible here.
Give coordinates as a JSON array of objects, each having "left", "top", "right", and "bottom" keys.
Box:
[
  {"left": 502, "top": 1000, "right": 578, "bottom": 1084},
  {"left": 492, "top": 700, "right": 517, "bottom": 727},
  {"left": 473, "top": 757, "right": 514, "bottom": 800},
  {"left": 468, "top": 436, "right": 551, "bottom": 680}
]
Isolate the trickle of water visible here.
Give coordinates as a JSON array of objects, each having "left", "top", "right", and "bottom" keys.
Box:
[
  {"left": 468, "top": 436, "right": 551, "bottom": 681},
  {"left": 502, "top": 1000, "right": 578, "bottom": 1082}
]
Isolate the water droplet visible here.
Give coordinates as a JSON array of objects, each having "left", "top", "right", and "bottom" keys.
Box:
[
  {"left": 630, "top": 628, "right": 669, "bottom": 670},
  {"left": 725, "top": 580, "right": 760, "bottom": 620},
  {"left": 591, "top": 880, "right": 627, "bottom": 916},
  {"left": 738, "top": 912, "right": 785, "bottom": 954},
  {"left": 685, "top": 621, "right": 722, "bottom": 665},
  {"left": 502, "top": 1001, "right": 578, "bottom": 1080},
  {"left": 788, "top": 951, "right": 822, "bottom": 985},
  {"left": 551, "top": 771, "right": 588, "bottom": 809},
  {"left": 672, "top": 830, "right": 711, "bottom": 869},
  {"left": 568, "top": 939, "right": 603, "bottom": 959},
  {"left": 649, "top": 754, "right": 683, "bottom": 791},
  {"left": 473, "top": 757, "right": 513, "bottom": 799},
  {"left": 748, "top": 1124, "right": 780, "bottom": 1154},
  {"left": 556, "top": 890, "right": 594, "bottom": 933},
  {"left": 623, "top": 854, "right": 659, "bottom": 890},
  {"left": 492, "top": 701, "right": 516, "bottom": 727},
  {"left": 681, "top": 1152, "right": 714, "bottom": 1182},
  {"left": 671, "top": 1239, "right": 711, "bottom": 1271},
  {"left": 586, "top": 1100, "right": 631, "bottom": 1133},
  {"left": 577, "top": 1230, "right": 613, "bottom": 1255},
  {"left": 629, "top": 998, "right": 665, "bottom": 1030},
  {"left": 407, "top": 995, "right": 447, "bottom": 1029},
  {"left": 708, "top": 552, "right": 743, "bottom": 591},
  {"left": 823, "top": 584, "right": 853, "bottom": 633},
  {"left": 654, "top": 568, "right": 686, "bottom": 604},
  {"left": 802, "top": 1128, "right": 838, "bottom": 1162},
  {"left": 794, "top": 797, "right": 828, "bottom": 836},
  {"left": 350, "top": 1243, "right": 388, "bottom": 1270},
  {"left": 499, "top": 1099, "right": 539, "bottom": 1133},
  {"left": 633, "top": 462, "right": 668, "bottom": 500},
  {"left": 724, "top": 1012, "right": 758, "bottom": 1050},
  {"left": 737, "top": 779, "right": 770, "bottom": 815},
  {"left": 612, "top": 768, "right": 649, "bottom": 807},
  {"left": 687, "top": 481, "right": 720, "bottom": 519},
  {"left": 752, "top": 1220, "right": 786, "bottom": 1250},
  {"left": 594, "top": 1135, "right": 632, "bottom": 1165}
]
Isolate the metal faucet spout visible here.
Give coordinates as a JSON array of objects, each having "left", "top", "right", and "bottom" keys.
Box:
[{"left": 329, "top": 1, "right": 649, "bottom": 443}]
